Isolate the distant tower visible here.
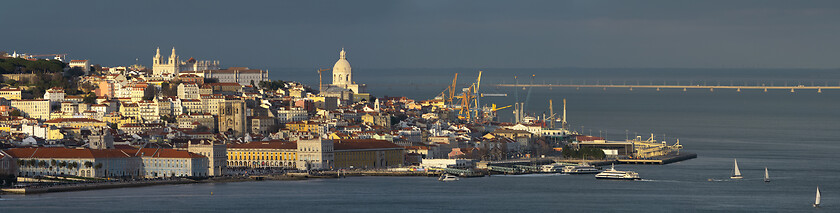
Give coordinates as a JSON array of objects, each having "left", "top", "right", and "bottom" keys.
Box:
[
  {"left": 152, "top": 47, "right": 180, "bottom": 77},
  {"left": 218, "top": 99, "right": 246, "bottom": 137}
]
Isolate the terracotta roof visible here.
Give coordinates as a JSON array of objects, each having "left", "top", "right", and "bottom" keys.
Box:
[
  {"left": 45, "top": 118, "right": 104, "bottom": 123},
  {"left": 333, "top": 139, "right": 402, "bottom": 150},
  {"left": 227, "top": 140, "right": 296, "bottom": 150},
  {"left": 132, "top": 148, "right": 205, "bottom": 158},
  {"left": 4, "top": 147, "right": 132, "bottom": 158}
]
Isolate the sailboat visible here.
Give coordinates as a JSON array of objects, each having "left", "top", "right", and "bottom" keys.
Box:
[
  {"left": 764, "top": 167, "right": 770, "bottom": 182},
  {"left": 730, "top": 159, "right": 742, "bottom": 179},
  {"left": 814, "top": 187, "right": 821, "bottom": 207}
]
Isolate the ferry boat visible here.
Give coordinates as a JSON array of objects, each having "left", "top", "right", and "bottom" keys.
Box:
[
  {"left": 561, "top": 163, "right": 601, "bottom": 174},
  {"left": 541, "top": 163, "right": 569, "bottom": 173},
  {"left": 595, "top": 164, "right": 640, "bottom": 180},
  {"left": 438, "top": 174, "right": 460, "bottom": 182}
]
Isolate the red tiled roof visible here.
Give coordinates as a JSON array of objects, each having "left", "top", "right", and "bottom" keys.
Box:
[
  {"left": 45, "top": 118, "right": 104, "bottom": 123},
  {"left": 333, "top": 139, "right": 402, "bottom": 150},
  {"left": 4, "top": 147, "right": 132, "bottom": 158}
]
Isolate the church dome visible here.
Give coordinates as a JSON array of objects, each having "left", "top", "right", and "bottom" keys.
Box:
[
  {"left": 332, "top": 48, "right": 351, "bottom": 74},
  {"left": 332, "top": 48, "right": 352, "bottom": 85}
]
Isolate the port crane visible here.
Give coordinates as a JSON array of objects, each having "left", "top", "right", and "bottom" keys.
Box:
[
  {"left": 316, "top": 68, "right": 330, "bottom": 92},
  {"left": 436, "top": 73, "right": 459, "bottom": 107}
]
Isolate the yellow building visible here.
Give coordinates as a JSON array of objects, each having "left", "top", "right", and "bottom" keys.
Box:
[
  {"left": 44, "top": 118, "right": 107, "bottom": 129},
  {"left": 226, "top": 140, "right": 297, "bottom": 169},
  {"left": 11, "top": 99, "right": 51, "bottom": 120},
  {"left": 120, "top": 102, "right": 140, "bottom": 120},
  {"left": 286, "top": 121, "right": 323, "bottom": 133},
  {"left": 333, "top": 139, "right": 404, "bottom": 169},
  {"left": 102, "top": 112, "right": 139, "bottom": 127},
  {"left": 0, "top": 88, "right": 22, "bottom": 100}
]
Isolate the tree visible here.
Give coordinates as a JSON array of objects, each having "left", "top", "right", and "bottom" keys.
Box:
[
  {"left": 84, "top": 161, "right": 93, "bottom": 168},
  {"left": 70, "top": 162, "right": 79, "bottom": 169},
  {"left": 194, "top": 125, "right": 210, "bottom": 132},
  {"left": 143, "top": 86, "right": 158, "bottom": 100},
  {"left": 94, "top": 163, "right": 103, "bottom": 170},
  {"left": 204, "top": 78, "right": 219, "bottom": 84},
  {"left": 9, "top": 109, "right": 21, "bottom": 117},
  {"left": 58, "top": 161, "right": 67, "bottom": 168},
  {"left": 83, "top": 93, "right": 97, "bottom": 104}
]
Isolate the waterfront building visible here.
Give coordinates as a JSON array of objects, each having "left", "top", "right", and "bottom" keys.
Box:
[
  {"left": 219, "top": 99, "right": 247, "bottom": 137},
  {"left": 0, "top": 88, "right": 22, "bottom": 100},
  {"left": 136, "top": 148, "right": 209, "bottom": 178},
  {"left": 3, "top": 147, "right": 142, "bottom": 178},
  {"left": 187, "top": 140, "right": 226, "bottom": 176},
  {"left": 296, "top": 138, "right": 334, "bottom": 170},
  {"left": 11, "top": 99, "right": 50, "bottom": 120},
  {"left": 227, "top": 140, "right": 297, "bottom": 169},
  {"left": 332, "top": 139, "right": 404, "bottom": 169}
]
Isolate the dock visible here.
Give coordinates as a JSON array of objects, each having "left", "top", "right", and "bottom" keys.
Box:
[
  {"left": 1, "top": 179, "right": 193, "bottom": 194},
  {"left": 618, "top": 152, "right": 697, "bottom": 165}
]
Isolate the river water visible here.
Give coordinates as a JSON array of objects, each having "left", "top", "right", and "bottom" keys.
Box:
[{"left": 2, "top": 68, "right": 839, "bottom": 212}]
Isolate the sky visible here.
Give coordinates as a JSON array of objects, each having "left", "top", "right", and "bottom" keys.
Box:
[{"left": 3, "top": 0, "right": 840, "bottom": 69}]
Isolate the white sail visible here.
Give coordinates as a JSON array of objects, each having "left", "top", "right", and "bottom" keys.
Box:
[
  {"left": 733, "top": 159, "right": 741, "bottom": 176},
  {"left": 815, "top": 187, "right": 821, "bottom": 206},
  {"left": 764, "top": 167, "right": 769, "bottom": 181}
]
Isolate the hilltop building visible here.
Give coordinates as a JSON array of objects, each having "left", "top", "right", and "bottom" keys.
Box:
[{"left": 152, "top": 47, "right": 219, "bottom": 77}]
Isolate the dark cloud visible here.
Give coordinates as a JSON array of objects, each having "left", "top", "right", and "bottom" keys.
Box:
[{"left": 2, "top": 0, "right": 840, "bottom": 69}]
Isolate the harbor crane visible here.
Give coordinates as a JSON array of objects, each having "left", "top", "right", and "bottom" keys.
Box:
[
  {"left": 436, "top": 73, "right": 459, "bottom": 106},
  {"left": 316, "top": 68, "right": 330, "bottom": 92}
]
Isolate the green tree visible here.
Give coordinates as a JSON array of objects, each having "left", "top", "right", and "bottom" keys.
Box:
[
  {"left": 83, "top": 93, "right": 97, "bottom": 104},
  {"left": 94, "top": 163, "right": 103, "bottom": 170},
  {"left": 84, "top": 161, "right": 93, "bottom": 168},
  {"left": 9, "top": 109, "right": 21, "bottom": 117}
]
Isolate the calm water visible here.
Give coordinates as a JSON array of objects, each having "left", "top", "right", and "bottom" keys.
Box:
[{"left": 3, "top": 68, "right": 839, "bottom": 212}]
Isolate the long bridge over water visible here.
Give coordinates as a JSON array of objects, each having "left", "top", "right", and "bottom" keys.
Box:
[{"left": 494, "top": 83, "right": 840, "bottom": 93}]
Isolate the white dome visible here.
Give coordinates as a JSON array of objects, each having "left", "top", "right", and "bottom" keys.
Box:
[{"left": 332, "top": 48, "right": 352, "bottom": 85}]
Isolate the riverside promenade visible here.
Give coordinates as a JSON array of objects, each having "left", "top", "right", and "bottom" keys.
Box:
[{"left": 1, "top": 179, "right": 193, "bottom": 194}]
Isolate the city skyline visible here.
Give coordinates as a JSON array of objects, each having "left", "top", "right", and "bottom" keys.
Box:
[{"left": 4, "top": 0, "right": 840, "bottom": 69}]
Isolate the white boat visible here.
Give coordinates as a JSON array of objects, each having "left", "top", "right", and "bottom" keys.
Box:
[
  {"left": 814, "top": 187, "right": 821, "bottom": 207},
  {"left": 438, "top": 174, "right": 460, "bottom": 182},
  {"left": 730, "top": 159, "right": 742, "bottom": 179},
  {"left": 562, "top": 163, "right": 601, "bottom": 174},
  {"left": 764, "top": 167, "right": 769, "bottom": 182},
  {"left": 595, "top": 164, "right": 640, "bottom": 180},
  {"left": 541, "top": 164, "right": 565, "bottom": 173}
]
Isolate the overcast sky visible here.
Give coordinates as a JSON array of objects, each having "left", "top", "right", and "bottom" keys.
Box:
[{"left": 3, "top": 0, "right": 840, "bottom": 69}]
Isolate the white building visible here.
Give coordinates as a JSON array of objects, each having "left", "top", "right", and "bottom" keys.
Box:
[
  {"left": 178, "top": 83, "right": 200, "bottom": 100},
  {"left": 276, "top": 107, "right": 308, "bottom": 123},
  {"left": 329, "top": 48, "right": 365, "bottom": 93},
  {"left": 11, "top": 99, "right": 51, "bottom": 120},
  {"left": 296, "top": 138, "right": 334, "bottom": 170},
  {"left": 187, "top": 140, "right": 227, "bottom": 176},
  {"left": 69, "top": 60, "right": 90, "bottom": 74},
  {"left": 203, "top": 67, "right": 268, "bottom": 85},
  {"left": 43, "top": 87, "right": 65, "bottom": 107}
]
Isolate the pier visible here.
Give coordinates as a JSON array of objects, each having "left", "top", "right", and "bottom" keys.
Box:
[{"left": 495, "top": 83, "right": 839, "bottom": 93}]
